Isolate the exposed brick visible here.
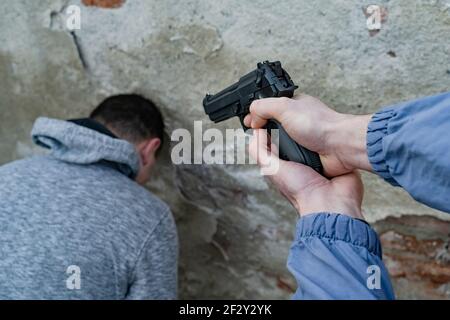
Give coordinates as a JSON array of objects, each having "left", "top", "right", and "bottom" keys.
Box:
[
  {"left": 374, "top": 216, "right": 450, "bottom": 299},
  {"left": 82, "top": 0, "right": 125, "bottom": 9}
]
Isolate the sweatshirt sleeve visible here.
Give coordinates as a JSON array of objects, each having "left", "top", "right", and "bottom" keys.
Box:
[
  {"left": 287, "top": 213, "right": 395, "bottom": 300},
  {"left": 366, "top": 91, "right": 450, "bottom": 213},
  {"left": 125, "top": 212, "right": 178, "bottom": 300}
]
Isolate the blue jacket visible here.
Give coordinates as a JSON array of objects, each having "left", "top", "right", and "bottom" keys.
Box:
[{"left": 288, "top": 91, "right": 450, "bottom": 300}]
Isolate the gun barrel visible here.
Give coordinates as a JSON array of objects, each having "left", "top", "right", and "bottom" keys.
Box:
[
  {"left": 203, "top": 69, "right": 259, "bottom": 123},
  {"left": 203, "top": 61, "right": 297, "bottom": 124}
]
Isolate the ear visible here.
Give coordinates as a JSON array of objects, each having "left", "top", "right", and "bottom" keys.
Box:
[{"left": 137, "top": 137, "right": 161, "bottom": 166}]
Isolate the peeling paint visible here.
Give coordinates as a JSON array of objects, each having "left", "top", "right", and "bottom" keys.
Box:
[
  {"left": 375, "top": 216, "right": 450, "bottom": 299},
  {"left": 82, "top": 0, "right": 126, "bottom": 9}
]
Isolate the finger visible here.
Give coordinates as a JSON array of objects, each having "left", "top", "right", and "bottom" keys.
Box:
[
  {"left": 250, "top": 130, "right": 329, "bottom": 214},
  {"left": 243, "top": 114, "right": 252, "bottom": 128},
  {"left": 249, "top": 98, "right": 290, "bottom": 128},
  {"left": 249, "top": 129, "right": 270, "bottom": 165},
  {"left": 270, "top": 137, "right": 279, "bottom": 158},
  {"left": 250, "top": 129, "right": 314, "bottom": 180}
]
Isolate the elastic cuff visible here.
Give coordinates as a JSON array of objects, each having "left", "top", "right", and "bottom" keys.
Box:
[
  {"left": 366, "top": 109, "right": 399, "bottom": 186},
  {"left": 296, "top": 213, "right": 382, "bottom": 257}
]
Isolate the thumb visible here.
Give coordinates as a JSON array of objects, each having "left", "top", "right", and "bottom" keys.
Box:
[{"left": 247, "top": 98, "right": 290, "bottom": 129}]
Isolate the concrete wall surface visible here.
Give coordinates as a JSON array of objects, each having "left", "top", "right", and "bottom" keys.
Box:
[{"left": 0, "top": 0, "right": 449, "bottom": 299}]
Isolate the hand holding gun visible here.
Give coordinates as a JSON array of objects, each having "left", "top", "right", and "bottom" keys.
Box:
[{"left": 203, "top": 61, "right": 323, "bottom": 174}]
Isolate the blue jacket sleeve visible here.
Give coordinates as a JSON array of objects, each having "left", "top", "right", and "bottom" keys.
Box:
[
  {"left": 287, "top": 213, "right": 395, "bottom": 300},
  {"left": 367, "top": 91, "right": 450, "bottom": 213}
]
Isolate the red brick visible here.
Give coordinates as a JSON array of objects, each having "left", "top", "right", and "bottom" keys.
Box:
[{"left": 82, "top": 0, "right": 125, "bottom": 9}]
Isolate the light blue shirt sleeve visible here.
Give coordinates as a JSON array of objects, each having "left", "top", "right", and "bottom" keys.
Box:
[
  {"left": 366, "top": 91, "right": 450, "bottom": 213},
  {"left": 287, "top": 213, "right": 395, "bottom": 300}
]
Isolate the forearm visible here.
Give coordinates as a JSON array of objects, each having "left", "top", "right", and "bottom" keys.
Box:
[
  {"left": 326, "top": 113, "right": 373, "bottom": 173},
  {"left": 323, "top": 91, "right": 450, "bottom": 214},
  {"left": 367, "top": 92, "right": 450, "bottom": 212}
]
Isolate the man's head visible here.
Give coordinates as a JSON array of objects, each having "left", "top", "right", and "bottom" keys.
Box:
[{"left": 90, "top": 94, "right": 164, "bottom": 185}]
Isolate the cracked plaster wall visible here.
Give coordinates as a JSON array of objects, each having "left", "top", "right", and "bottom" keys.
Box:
[{"left": 0, "top": 0, "right": 449, "bottom": 299}]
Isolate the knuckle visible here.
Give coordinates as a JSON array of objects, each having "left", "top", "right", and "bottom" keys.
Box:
[
  {"left": 278, "top": 97, "right": 290, "bottom": 105},
  {"left": 279, "top": 97, "right": 292, "bottom": 110},
  {"left": 249, "top": 101, "right": 257, "bottom": 113}
]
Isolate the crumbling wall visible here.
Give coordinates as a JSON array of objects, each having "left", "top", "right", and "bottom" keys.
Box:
[{"left": 0, "top": 0, "right": 449, "bottom": 299}]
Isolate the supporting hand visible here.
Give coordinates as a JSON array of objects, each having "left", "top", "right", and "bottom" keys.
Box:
[
  {"left": 249, "top": 129, "right": 364, "bottom": 219},
  {"left": 244, "top": 95, "right": 373, "bottom": 177}
]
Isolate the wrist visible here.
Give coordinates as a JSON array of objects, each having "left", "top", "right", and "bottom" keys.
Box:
[
  {"left": 327, "top": 113, "right": 373, "bottom": 172},
  {"left": 298, "top": 193, "right": 364, "bottom": 220}
]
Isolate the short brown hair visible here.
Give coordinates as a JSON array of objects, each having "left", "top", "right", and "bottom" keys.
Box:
[{"left": 90, "top": 94, "right": 165, "bottom": 148}]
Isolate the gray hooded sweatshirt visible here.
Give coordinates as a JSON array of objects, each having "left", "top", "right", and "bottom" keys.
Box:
[{"left": 0, "top": 117, "right": 178, "bottom": 299}]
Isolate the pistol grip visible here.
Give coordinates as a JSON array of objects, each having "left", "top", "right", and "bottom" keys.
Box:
[{"left": 265, "top": 120, "right": 323, "bottom": 175}]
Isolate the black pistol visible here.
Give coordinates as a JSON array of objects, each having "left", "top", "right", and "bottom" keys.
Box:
[{"left": 203, "top": 60, "right": 323, "bottom": 174}]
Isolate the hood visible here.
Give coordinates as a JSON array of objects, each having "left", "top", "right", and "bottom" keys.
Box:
[{"left": 31, "top": 117, "right": 140, "bottom": 179}]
